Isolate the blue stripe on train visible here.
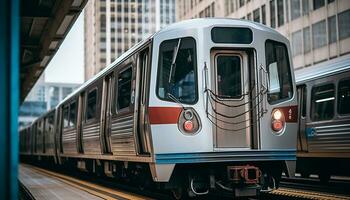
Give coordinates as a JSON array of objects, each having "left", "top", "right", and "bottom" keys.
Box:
[{"left": 155, "top": 150, "right": 296, "bottom": 164}]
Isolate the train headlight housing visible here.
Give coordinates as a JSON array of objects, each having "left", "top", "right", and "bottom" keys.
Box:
[
  {"left": 271, "top": 109, "right": 285, "bottom": 133},
  {"left": 178, "top": 108, "right": 201, "bottom": 134}
]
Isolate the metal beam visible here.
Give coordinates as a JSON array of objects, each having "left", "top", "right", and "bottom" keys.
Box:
[{"left": 0, "top": 0, "right": 19, "bottom": 200}]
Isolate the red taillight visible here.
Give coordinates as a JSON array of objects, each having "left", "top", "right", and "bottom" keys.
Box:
[
  {"left": 183, "top": 120, "right": 194, "bottom": 132},
  {"left": 271, "top": 109, "right": 285, "bottom": 133}
]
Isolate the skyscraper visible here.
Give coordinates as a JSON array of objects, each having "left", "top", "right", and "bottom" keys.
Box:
[
  {"left": 84, "top": 0, "right": 176, "bottom": 80},
  {"left": 176, "top": 0, "right": 350, "bottom": 70}
]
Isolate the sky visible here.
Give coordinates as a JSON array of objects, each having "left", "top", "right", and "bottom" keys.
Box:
[{"left": 44, "top": 11, "right": 84, "bottom": 84}]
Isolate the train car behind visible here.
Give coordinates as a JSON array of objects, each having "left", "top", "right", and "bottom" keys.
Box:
[{"left": 295, "top": 55, "right": 350, "bottom": 182}]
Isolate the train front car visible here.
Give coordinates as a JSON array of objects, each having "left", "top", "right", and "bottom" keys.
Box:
[{"left": 148, "top": 19, "right": 298, "bottom": 197}]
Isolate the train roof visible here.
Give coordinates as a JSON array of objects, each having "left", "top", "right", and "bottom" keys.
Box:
[
  {"left": 57, "top": 18, "right": 285, "bottom": 108},
  {"left": 157, "top": 18, "right": 281, "bottom": 36},
  {"left": 295, "top": 54, "right": 350, "bottom": 84}
]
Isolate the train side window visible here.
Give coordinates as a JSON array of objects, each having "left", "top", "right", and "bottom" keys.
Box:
[
  {"left": 86, "top": 89, "right": 97, "bottom": 120},
  {"left": 116, "top": 67, "right": 132, "bottom": 111},
  {"left": 311, "top": 84, "right": 335, "bottom": 121},
  {"left": 338, "top": 79, "right": 350, "bottom": 115},
  {"left": 69, "top": 101, "right": 77, "bottom": 127},
  {"left": 63, "top": 106, "right": 69, "bottom": 127}
]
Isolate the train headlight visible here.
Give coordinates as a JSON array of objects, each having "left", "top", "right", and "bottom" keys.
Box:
[
  {"left": 178, "top": 108, "right": 201, "bottom": 134},
  {"left": 183, "top": 120, "right": 194, "bottom": 132},
  {"left": 271, "top": 109, "right": 285, "bottom": 133}
]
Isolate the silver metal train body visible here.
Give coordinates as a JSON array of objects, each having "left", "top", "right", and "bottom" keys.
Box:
[
  {"left": 20, "top": 19, "right": 298, "bottom": 197},
  {"left": 295, "top": 55, "right": 350, "bottom": 182}
]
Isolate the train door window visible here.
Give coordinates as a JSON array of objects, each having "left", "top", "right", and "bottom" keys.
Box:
[
  {"left": 63, "top": 106, "right": 69, "bottom": 127},
  {"left": 311, "top": 84, "right": 335, "bottom": 121},
  {"left": 216, "top": 55, "right": 242, "bottom": 98},
  {"left": 156, "top": 37, "right": 198, "bottom": 104},
  {"left": 116, "top": 67, "right": 132, "bottom": 111},
  {"left": 338, "top": 79, "right": 350, "bottom": 115},
  {"left": 86, "top": 89, "right": 97, "bottom": 120},
  {"left": 302, "top": 86, "right": 307, "bottom": 118},
  {"left": 265, "top": 40, "right": 293, "bottom": 104},
  {"left": 69, "top": 101, "right": 77, "bottom": 127}
]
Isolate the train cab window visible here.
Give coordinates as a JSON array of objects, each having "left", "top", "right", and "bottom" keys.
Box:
[
  {"left": 216, "top": 55, "right": 242, "bottom": 98},
  {"left": 338, "top": 79, "right": 350, "bottom": 115},
  {"left": 265, "top": 40, "right": 293, "bottom": 104},
  {"left": 311, "top": 84, "right": 335, "bottom": 121},
  {"left": 157, "top": 37, "right": 197, "bottom": 104},
  {"left": 63, "top": 106, "right": 69, "bottom": 128},
  {"left": 117, "top": 67, "right": 132, "bottom": 110},
  {"left": 86, "top": 89, "right": 97, "bottom": 120},
  {"left": 69, "top": 101, "right": 77, "bottom": 127}
]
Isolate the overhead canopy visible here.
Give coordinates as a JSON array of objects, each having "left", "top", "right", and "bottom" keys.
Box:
[{"left": 20, "top": 0, "right": 87, "bottom": 102}]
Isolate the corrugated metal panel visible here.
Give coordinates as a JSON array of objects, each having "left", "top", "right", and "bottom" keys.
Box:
[
  {"left": 110, "top": 115, "right": 136, "bottom": 155},
  {"left": 62, "top": 129, "right": 77, "bottom": 154},
  {"left": 308, "top": 123, "right": 350, "bottom": 152},
  {"left": 82, "top": 123, "right": 101, "bottom": 155}
]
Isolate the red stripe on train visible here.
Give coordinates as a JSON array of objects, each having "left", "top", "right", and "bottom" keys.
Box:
[{"left": 148, "top": 107, "right": 182, "bottom": 124}]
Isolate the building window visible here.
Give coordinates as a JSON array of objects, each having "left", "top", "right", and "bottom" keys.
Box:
[
  {"left": 86, "top": 89, "right": 97, "bottom": 120},
  {"left": 69, "top": 101, "right": 77, "bottom": 127},
  {"left": 328, "top": 0, "right": 335, "bottom": 4},
  {"left": 338, "top": 79, "right": 350, "bottom": 115},
  {"left": 270, "top": 0, "right": 276, "bottom": 28},
  {"left": 253, "top": 8, "right": 260, "bottom": 23},
  {"left": 117, "top": 67, "right": 132, "bottom": 111},
  {"left": 247, "top": 13, "right": 252, "bottom": 20},
  {"left": 291, "top": 0, "right": 301, "bottom": 20},
  {"left": 338, "top": 9, "right": 350, "bottom": 40},
  {"left": 262, "top": 5, "right": 266, "bottom": 24},
  {"left": 303, "top": 27, "right": 311, "bottom": 53},
  {"left": 313, "top": 0, "right": 325, "bottom": 10},
  {"left": 239, "top": 0, "right": 245, "bottom": 7},
  {"left": 302, "top": 0, "right": 309, "bottom": 15},
  {"left": 292, "top": 30, "right": 302, "bottom": 56},
  {"left": 328, "top": 15, "right": 337, "bottom": 44},
  {"left": 311, "top": 84, "right": 334, "bottom": 121},
  {"left": 312, "top": 20, "right": 327, "bottom": 49},
  {"left": 277, "top": 0, "right": 284, "bottom": 26}
]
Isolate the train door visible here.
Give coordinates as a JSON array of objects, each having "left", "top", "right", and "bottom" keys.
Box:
[
  {"left": 101, "top": 73, "right": 113, "bottom": 154},
  {"left": 135, "top": 47, "right": 151, "bottom": 155},
  {"left": 77, "top": 92, "right": 85, "bottom": 153},
  {"left": 211, "top": 50, "right": 251, "bottom": 148},
  {"left": 297, "top": 85, "right": 308, "bottom": 152}
]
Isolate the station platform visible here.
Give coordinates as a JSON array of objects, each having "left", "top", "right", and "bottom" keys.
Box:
[{"left": 18, "top": 164, "right": 151, "bottom": 200}]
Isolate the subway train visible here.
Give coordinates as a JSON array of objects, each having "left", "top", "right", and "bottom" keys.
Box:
[
  {"left": 19, "top": 18, "right": 298, "bottom": 198},
  {"left": 295, "top": 55, "right": 350, "bottom": 182}
]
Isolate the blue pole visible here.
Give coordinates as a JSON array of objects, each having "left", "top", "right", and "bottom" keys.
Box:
[{"left": 0, "top": 0, "right": 20, "bottom": 199}]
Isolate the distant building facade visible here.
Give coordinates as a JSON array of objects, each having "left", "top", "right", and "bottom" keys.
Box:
[
  {"left": 19, "top": 75, "right": 80, "bottom": 128},
  {"left": 176, "top": 0, "right": 350, "bottom": 70},
  {"left": 84, "top": 0, "right": 176, "bottom": 80}
]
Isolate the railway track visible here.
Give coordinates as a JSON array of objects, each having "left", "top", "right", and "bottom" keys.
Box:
[{"left": 21, "top": 163, "right": 350, "bottom": 200}]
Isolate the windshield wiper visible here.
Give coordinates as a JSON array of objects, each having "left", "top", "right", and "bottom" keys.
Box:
[
  {"left": 168, "top": 38, "right": 181, "bottom": 84},
  {"left": 167, "top": 93, "right": 184, "bottom": 109}
]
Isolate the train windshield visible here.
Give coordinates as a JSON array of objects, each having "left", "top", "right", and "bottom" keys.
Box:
[
  {"left": 157, "top": 37, "right": 197, "bottom": 104},
  {"left": 265, "top": 40, "right": 293, "bottom": 104}
]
